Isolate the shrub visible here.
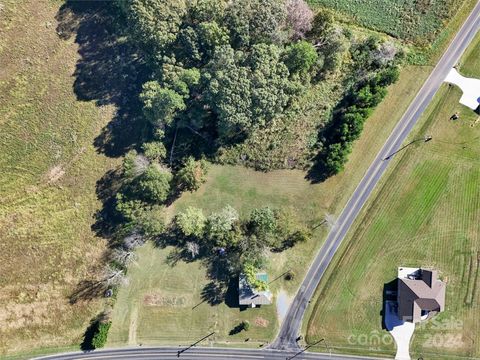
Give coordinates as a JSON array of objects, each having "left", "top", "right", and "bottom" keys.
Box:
[
  {"left": 91, "top": 321, "right": 112, "bottom": 349},
  {"left": 241, "top": 320, "right": 250, "bottom": 331}
]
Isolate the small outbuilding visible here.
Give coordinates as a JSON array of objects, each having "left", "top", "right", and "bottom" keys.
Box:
[
  {"left": 397, "top": 267, "right": 446, "bottom": 323},
  {"left": 238, "top": 272, "right": 272, "bottom": 308}
]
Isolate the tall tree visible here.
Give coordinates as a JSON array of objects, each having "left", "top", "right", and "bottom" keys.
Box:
[
  {"left": 118, "top": 0, "right": 187, "bottom": 57},
  {"left": 140, "top": 81, "right": 186, "bottom": 127},
  {"left": 225, "top": 0, "right": 287, "bottom": 47},
  {"left": 137, "top": 164, "right": 173, "bottom": 203}
]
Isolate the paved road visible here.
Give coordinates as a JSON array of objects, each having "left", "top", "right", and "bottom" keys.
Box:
[
  {"left": 271, "top": 1, "right": 480, "bottom": 350},
  {"left": 36, "top": 346, "right": 384, "bottom": 360}
]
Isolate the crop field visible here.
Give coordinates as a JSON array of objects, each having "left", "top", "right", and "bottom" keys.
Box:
[
  {"left": 0, "top": 0, "right": 117, "bottom": 357},
  {"left": 306, "top": 36, "right": 480, "bottom": 359},
  {"left": 307, "top": 0, "right": 464, "bottom": 45}
]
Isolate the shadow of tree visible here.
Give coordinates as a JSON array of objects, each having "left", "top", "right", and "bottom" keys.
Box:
[
  {"left": 55, "top": 0, "right": 150, "bottom": 158},
  {"left": 69, "top": 279, "right": 106, "bottom": 305},
  {"left": 201, "top": 281, "right": 226, "bottom": 306}
]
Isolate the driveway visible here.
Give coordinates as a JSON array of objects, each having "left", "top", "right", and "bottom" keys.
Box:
[
  {"left": 445, "top": 68, "right": 480, "bottom": 109},
  {"left": 385, "top": 301, "right": 415, "bottom": 360}
]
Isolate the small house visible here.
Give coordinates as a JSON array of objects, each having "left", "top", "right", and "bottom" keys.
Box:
[
  {"left": 238, "top": 272, "right": 272, "bottom": 308},
  {"left": 397, "top": 267, "right": 446, "bottom": 323}
]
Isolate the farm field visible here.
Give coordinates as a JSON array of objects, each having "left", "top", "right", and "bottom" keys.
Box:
[
  {"left": 307, "top": 0, "right": 465, "bottom": 45},
  {"left": 0, "top": 0, "right": 118, "bottom": 357},
  {"left": 305, "top": 34, "right": 480, "bottom": 359}
]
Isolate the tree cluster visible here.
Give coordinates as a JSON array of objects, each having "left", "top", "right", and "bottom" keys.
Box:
[
  {"left": 317, "top": 37, "right": 401, "bottom": 176},
  {"left": 115, "top": 0, "right": 343, "bottom": 159},
  {"left": 173, "top": 205, "right": 310, "bottom": 284}
]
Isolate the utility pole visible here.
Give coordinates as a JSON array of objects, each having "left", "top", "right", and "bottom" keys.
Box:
[
  {"left": 177, "top": 332, "right": 215, "bottom": 357},
  {"left": 286, "top": 338, "right": 324, "bottom": 360}
]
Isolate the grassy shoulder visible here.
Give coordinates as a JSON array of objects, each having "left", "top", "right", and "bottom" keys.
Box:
[
  {"left": 0, "top": 0, "right": 116, "bottom": 356},
  {"left": 305, "top": 32, "right": 480, "bottom": 359}
]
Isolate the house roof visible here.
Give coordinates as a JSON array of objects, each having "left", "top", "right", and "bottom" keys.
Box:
[
  {"left": 238, "top": 272, "right": 272, "bottom": 306},
  {"left": 397, "top": 268, "right": 445, "bottom": 323}
]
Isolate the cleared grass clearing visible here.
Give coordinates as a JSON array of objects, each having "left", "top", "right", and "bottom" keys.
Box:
[
  {"left": 0, "top": 0, "right": 116, "bottom": 356},
  {"left": 305, "top": 41, "right": 480, "bottom": 359}
]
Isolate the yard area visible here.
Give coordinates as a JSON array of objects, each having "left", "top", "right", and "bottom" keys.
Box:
[{"left": 305, "top": 34, "right": 480, "bottom": 359}]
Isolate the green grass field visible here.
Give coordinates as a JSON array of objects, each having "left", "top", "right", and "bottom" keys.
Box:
[
  {"left": 305, "top": 34, "right": 480, "bottom": 359},
  {"left": 307, "top": 0, "right": 464, "bottom": 45},
  {"left": 0, "top": 0, "right": 116, "bottom": 356}
]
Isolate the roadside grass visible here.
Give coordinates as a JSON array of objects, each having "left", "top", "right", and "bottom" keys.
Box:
[
  {"left": 0, "top": 0, "right": 116, "bottom": 356},
  {"left": 305, "top": 36, "right": 480, "bottom": 359},
  {"left": 307, "top": 0, "right": 464, "bottom": 46}
]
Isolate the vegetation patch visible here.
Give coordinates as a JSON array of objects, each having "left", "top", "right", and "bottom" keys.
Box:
[{"left": 307, "top": 0, "right": 464, "bottom": 46}]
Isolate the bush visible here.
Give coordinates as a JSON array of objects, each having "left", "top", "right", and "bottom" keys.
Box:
[
  {"left": 241, "top": 320, "right": 250, "bottom": 331},
  {"left": 91, "top": 321, "right": 112, "bottom": 349}
]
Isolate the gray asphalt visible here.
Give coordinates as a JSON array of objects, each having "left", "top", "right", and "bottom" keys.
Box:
[
  {"left": 34, "top": 3, "right": 480, "bottom": 360},
  {"left": 271, "top": 1, "right": 480, "bottom": 350},
  {"left": 36, "top": 346, "right": 384, "bottom": 360}
]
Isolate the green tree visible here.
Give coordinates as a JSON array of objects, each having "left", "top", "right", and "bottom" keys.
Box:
[
  {"left": 225, "top": 0, "right": 287, "bottom": 47},
  {"left": 175, "top": 157, "right": 209, "bottom": 191},
  {"left": 136, "top": 204, "right": 166, "bottom": 236},
  {"left": 205, "top": 205, "right": 239, "bottom": 246},
  {"left": 91, "top": 321, "right": 111, "bottom": 349},
  {"left": 197, "top": 21, "right": 230, "bottom": 57},
  {"left": 118, "top": 0, "right": 187, "bottom": 57},
  {"left": 140, "top": 81, "right": 186, "bottom": 127},
  {"left": 138, "top": 164, "right": 173, "bottom": 203},
  {"left": 248, "top": 207, "right": 277, "bottom": 238},
  {"left": 123, "top": 150, "right": 149, "bottom": 179},
  {"left": 243, "top": 262, "right": 268, "bottom": 291},
  {"left": 175, "top": 206, "right": 206, "bottom": 238},
  {"left": 284, "top": 41, "right": 318, "bottom": 75},
  {"left": 189, "top": 0, "right": 227, "bottom": 23},
  {"left": 323, "top": 142, "right": 350, "bottom": 175},
  {"left": 205, "top": 44, "right": 297, "bottom": 140},
  {"left": 142, "top": 141, "right": 167, "bottom": 162}
]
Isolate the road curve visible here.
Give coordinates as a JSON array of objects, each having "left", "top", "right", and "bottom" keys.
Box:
[
  {"left": 35, "top": 346, "right": 384, "bottom": 360},
  {"left": 271, "top": 1, "right": 480, "bottom": 350}
]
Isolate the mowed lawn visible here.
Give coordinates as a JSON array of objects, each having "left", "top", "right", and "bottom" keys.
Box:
[
  {"left": 306, "top": 35, "right": 480, "bottom": 359},
  {"left": 0, "top": 0, "right": 116, "bottom": 357}
]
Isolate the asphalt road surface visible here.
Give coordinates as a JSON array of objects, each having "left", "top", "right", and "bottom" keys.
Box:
[
  {"left": 271, "top": 0, "right": 480, "bottom": 350},
  {"left": 35, "top": 2, "right": 480, "bottom": 360},
  {"left": 36, "top": 346, "right": 383, "bottom": 360}
]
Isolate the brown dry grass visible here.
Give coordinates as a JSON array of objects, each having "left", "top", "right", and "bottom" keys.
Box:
[{"left": 0, "top": 0, "right": 118, "bottom": 356}]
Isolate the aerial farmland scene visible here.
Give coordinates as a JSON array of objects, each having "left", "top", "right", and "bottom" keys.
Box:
[{"left": 0, "top": 1, "right": 479, "bottom": 360}]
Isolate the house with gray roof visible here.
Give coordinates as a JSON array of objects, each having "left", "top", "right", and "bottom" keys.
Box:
[
  {"left": 397, "top": 267, "right": 446, "bottom": 323},
  {"left": 238, "top": 272, "right": 272, "bottom": 308}
]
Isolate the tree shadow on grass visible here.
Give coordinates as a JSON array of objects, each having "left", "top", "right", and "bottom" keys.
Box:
[
  {"left": 69, "top": 279, "right": 106, "bottom": 305},
  {"left": 201, "top": 281, "right": 226, "bottom": 306},
  {"left": 55, "top": 1, "right": 150, "bottom": 158}
]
